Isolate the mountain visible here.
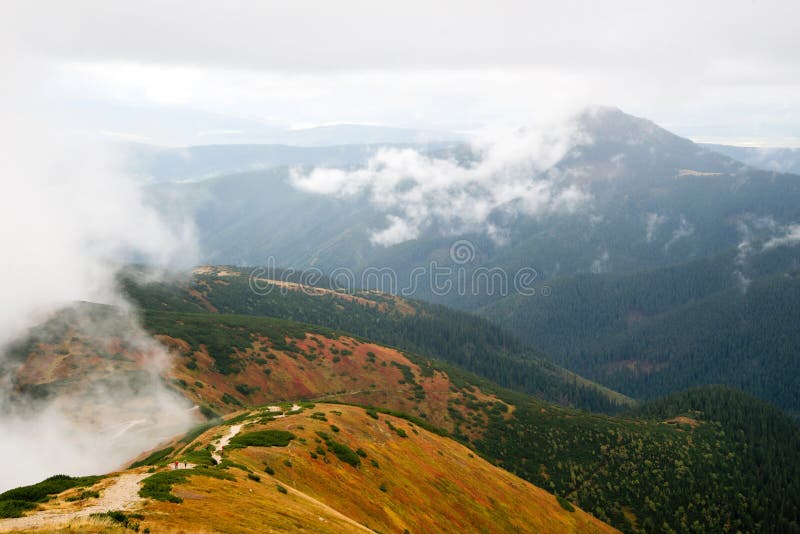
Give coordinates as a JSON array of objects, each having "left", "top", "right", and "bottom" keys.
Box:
[
  {"left": 6, "top": 300, "right": 800, "bottom": 533},
  {"left": 480, "top": 241, "right": 800, "bottom": 417},
  {"left": 703, "top": 143, "right": 800, "bottom": 175},
  {"left": 142, "top": 108, "right": 800, "bottom": 305},
  {"left": 0, "top": 404, "right": 616, "bottom": 534}
]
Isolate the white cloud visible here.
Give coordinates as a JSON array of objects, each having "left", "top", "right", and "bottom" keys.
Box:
[
  {"left": 0, "top": 33, "right": 197, "bottom": 489},
  {"left": 763, "top": 224, "right": 800, "bottom": 250},
  {"left": 291, "top": 118, "right": 591, "bottom": 246},
  {"left": 645, "top": 212, "right": 667, "bottom": 243},
  {"left": 664, "top": 216, "right": 696, "bottom": 250}
]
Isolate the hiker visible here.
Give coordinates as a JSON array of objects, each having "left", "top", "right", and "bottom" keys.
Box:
[{"left": 174, "top": 461, "right": 179, "bottom": 470}]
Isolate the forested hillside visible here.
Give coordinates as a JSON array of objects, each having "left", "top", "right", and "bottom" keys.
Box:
[{"left": 482, "top": 245, "right": 800, "bottom": 416}]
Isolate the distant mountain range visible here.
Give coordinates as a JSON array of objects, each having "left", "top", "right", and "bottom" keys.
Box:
[{"left": 702, "top": 143, "right": 800, "bottom": 175}]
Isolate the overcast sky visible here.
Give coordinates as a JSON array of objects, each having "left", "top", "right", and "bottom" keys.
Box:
[{"left": 3, "top": 0, "right": 799, "bottom": 146}]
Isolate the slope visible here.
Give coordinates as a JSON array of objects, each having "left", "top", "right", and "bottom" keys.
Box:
[
  {"left": 0, "top": 403, "right": 617, "bottom": 534},
  {"left": 122, "top": 265, "right": 632, "bottom": 413}
]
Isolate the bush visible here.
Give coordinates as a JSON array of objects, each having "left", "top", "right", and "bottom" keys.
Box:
[
  {"left": 325, "top": 440, "right": 361, "bottom": 467},
  {"left": 330, "top": 424, "right": 340, "bottom": 433},
  {"left": 557, "top": 496, "right": 575, "bottom": 512},
  {"left": 0, "top": 500, "right": 36, "bottom": 518},
  {"left": 356, "top": 448, "right": 368, "bottom": 458},
  {"left": 228, "top": 430, "right": 295, "bottom": 448},
  {"left": 276, "top": 485, "right": 288, "bottom": 494},
  {"left": 129, "top": 446, "right": 175, "bottom": 468},
  {"left": 264, "top": 466, "right": 275, "bottom": 475},
  {"left": 247, "top": 473, "right": 261, "bottom": 482},
  {"left": 0, "top": 474, "right": 102, "bottom": 516},
  {"left": 92, "top": 510, "right": 144, "bottom": 530}
]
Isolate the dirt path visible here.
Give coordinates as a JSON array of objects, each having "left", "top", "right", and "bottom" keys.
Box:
[
  {"left": 0, "top": 473, "right": 147, "bottom": 532},
  {"left": 211, "top": 423, "right": 242, "bottom": 464}
]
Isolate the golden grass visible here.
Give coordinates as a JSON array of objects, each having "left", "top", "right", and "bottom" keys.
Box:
[{"left": 129, "top": 404, "right": 618, "bottom": 534}]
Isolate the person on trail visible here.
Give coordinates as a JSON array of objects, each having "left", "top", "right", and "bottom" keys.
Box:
[{"left": 174, "top": 461, "right": 179, "bottom": 470}]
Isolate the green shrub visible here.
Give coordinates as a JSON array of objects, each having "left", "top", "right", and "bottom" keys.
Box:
[
  {"left": 247, "top": 473, "right": 261, "bottom": 482},
  {"left": 330, "top": 424, "right": 340, "bottom": 433},
  {"left": 264, "top": 466, "right": 275, "bottom": 475},
  {"left": 228, "top": 430, "right": 295, "bottom": 449},
  {"left": 129, "top": 446, "right": 175, "bottom": 468},
  {"left": 356, "top": 448, "right": 367, "bottom": 458},
  {"left": 557, "top": 496, "right": 575, "bottom": 512},
  {"left": 0, "top": 500, "right": 36, "bottom": 518},
  {"left": 0, "top": 474, "right": 102, "bottom": 514},
  {"left": 92, "top": 510, "right": 144, "bottom": 530},
  {"left": 276, "top": 485, "right": 288, "bottom": 494},
  {"left": 325, "top": 440, "right": 361, "bottom": 467}
]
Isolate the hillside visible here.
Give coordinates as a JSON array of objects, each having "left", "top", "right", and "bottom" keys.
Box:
[
  {"left": 122, "top": 266, "right": 632, "bottom": 413},
  {"left": 0, "top": 403, "right": 616, "bottom": 534},
  {"left": 481, "top": 244, "right": 800, "bottom": 416},
  {"left": 7, "top": 303, "right": 800, "bottom": 533}
]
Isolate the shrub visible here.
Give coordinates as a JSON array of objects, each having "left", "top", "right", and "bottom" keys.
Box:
[
  {"left": 129, "top": 446, "right": 175, "bottom": 468},
  {"left": 228, "top": 430, "right": 295, "bottom": 449},
  {"left": 264, "top": 465, "right": 275, "bottom": 475},
  {"left": 0, "top": 474, "right": 102, "bottom": 515},
  {"left": 557, "top": 496, "right": 575, "bottom": 512},
  {"left": 247, "top": 473, "right": 261, "bottom": 482},
  {"left": 330, "top": 425, "right": 340, "bottom": 433},
  {"left": 325, "top": 440, "right": 361, "bottom": 467},
  {"left": 276, "top": 485, "right": 288, "bottom": 494},
  {"left": 92, "top": 511, "right": 144, "bottom": 530},
  {"left": 356, "top": 448, "right": 367, "bottom": 458}
]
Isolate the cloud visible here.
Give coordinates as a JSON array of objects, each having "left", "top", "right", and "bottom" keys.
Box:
[
  {"left": 0, "top": 33, "right": 198, "bottom": 489},
  {"left": 664, "top": 216, "right": 695, "bottom": 250},
  {"left": 645, "top": 212, "right": 667, "bottom": 243},
  {"left": 763, "top": 223, "right": 800, "bottom": 251},
  {"left": 291, "top": 118, "right": 591, "bottom": 246}
]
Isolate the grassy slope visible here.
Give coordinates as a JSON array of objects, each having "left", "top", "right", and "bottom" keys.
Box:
[{"left": 126, "top": 403, "right": 617, "bottom": 534}]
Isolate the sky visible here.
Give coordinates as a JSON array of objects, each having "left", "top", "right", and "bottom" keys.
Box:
[{"left": 3, "top": 1, "right": 800, "bottom": 146}]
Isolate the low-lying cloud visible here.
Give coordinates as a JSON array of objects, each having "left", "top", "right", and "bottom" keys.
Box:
[
  {"left": 290, "top": 119, "right": 591, "bottom": 246},
  {"left": 0, "top": 41, "right": 198, "bottom": 490}
]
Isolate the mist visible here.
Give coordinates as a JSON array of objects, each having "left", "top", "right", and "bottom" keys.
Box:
[
  {"left": 290, "top": 115, "right": 591, "bottom": 246},
  {"left": 0, "top": 38, "right": 198, "bottom": 490}
]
